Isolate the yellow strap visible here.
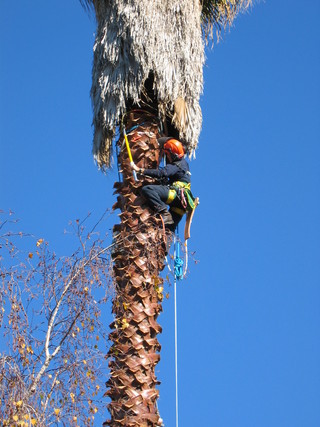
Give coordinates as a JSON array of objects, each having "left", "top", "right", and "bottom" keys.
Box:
[
  {"left": 124, "top": 130, "right": 133, "bottom": 163},
  {"left": 171, "top": 206, "right": 185, "bottom": 216},
  {"left": 172, "top": 181, "right": 191, "bottom": 190},
  {"left": 167, "top": 182, "right": 191, "bottom": 209},
  {"left": 166, "top": 189, "right": 176, "bottom": 204}
]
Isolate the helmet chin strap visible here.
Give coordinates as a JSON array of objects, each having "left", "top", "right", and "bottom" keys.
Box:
[{"left": 165, "top": 151, "right": 172, "bottom": 163}]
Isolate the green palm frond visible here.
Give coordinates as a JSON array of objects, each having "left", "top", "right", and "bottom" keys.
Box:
[{"left": 201, "top": 0, "right": 252, "bottom": 41}]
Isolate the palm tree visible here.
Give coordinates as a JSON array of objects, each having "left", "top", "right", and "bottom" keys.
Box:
[{"left": 81, "top": 1, "right": 252, "bottom": 426}]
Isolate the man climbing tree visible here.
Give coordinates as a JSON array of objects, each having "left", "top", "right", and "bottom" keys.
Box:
[
  {"left": 131, "top": 137, "right": 194, "bottom": 230},
  {"left": 80, "top": 1, "right": 252, "bottom": 426}
]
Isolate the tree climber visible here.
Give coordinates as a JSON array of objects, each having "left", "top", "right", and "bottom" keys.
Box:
[{"left": 131, "top": 137, "right": 195, "bottom": 231}]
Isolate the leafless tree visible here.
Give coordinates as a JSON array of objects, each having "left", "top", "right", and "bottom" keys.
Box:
[{"left": 0, "top": 211, "right": 114, "bottom": 427}]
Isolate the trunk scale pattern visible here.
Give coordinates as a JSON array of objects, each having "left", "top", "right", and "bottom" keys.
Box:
[{"left": 105, "top": 111, "right": 169, "bottom": 427}]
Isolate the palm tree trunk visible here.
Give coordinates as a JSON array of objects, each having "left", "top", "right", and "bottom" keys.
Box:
[{"left": 105, "top": 110, "right": 168, "bottom": 427}]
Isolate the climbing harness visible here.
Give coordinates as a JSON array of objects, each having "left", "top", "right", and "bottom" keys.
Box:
[{"left": 168, "top": 181, "right": 196, "bottom": 214}]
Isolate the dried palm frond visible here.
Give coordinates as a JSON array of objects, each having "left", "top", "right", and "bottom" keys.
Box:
[
  {"left": 89, "top": 0, "right": 204, "bottom": 169},
  {"left": 80, "top": 0, "right": 253, "bottom": 169}
]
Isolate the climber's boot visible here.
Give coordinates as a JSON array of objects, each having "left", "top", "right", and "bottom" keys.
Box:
[{"left": 159, "top": 209, "right": 174, "bottom": 226}]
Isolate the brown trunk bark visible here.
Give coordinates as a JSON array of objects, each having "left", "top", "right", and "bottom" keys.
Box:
[{"left": 104, "top": 110, "right": 168, "bottom": 427}]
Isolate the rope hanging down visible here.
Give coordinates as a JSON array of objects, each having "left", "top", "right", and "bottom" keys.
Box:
[
  {"left": 172, "top": 225, "right": 190, "bottom": 427},
  {"left": 173, "top": 233, "right": 180, "bottom": 427},
  {"left": 165, "top": 233, "right": 188, "bottom": 280},
  {"left": 174, "top": 274, "right": 179, "bottom": 427}
]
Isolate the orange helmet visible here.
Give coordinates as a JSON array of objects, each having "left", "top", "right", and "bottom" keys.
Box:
[{"left": 159, "top": 138, "right": 185, "bottom": 160}]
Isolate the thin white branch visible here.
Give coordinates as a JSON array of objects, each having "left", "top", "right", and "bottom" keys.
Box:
[{"left": 27, "top": 245, "right": 110, "bottom": 394}]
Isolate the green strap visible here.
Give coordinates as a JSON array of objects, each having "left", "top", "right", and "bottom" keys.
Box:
[
  {"left": 184, "top": 189, "right": 196, "bottom": 210},
  {"left": 170, "top": 181, "right": 196, "bottom": 212}
]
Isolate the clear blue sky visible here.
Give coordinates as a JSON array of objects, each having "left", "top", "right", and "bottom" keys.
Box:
[{"left": 1, "top": 1, "right": 319, "bottom": 426}]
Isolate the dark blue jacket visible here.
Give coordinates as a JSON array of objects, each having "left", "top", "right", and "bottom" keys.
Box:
[{"left": 143, "top": 158, "right": 191, "bottom": 185}]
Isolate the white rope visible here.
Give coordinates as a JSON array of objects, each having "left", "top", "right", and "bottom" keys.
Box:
[
  {"left": 164, "top": 255, "right": 173, "bottom": 274},
  {"left": 174, "top": 276, "right": 179, "bottom": 427},
  {"left": 173, "top": 236, "right": 179, "bottom": 427}
]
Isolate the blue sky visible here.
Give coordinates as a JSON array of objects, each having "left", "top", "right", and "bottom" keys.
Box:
[{"left": 1, "top": 1, "right": 319, "bottom": 426}]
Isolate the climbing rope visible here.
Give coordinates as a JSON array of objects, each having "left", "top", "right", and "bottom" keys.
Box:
[
  {"left": 174, "top": 233, "right": 184, "bottom": 281},
  {"left": 174, "top": 274, "right": 179, "bottom": 427},
  {"left": 165, "top": 230, "right": 188, "bottom": 280},
  {"left": 171, "top": 226, "right": 191, "bottom": 427},
  {"left": 173, "top": 234, "right": 179, "bottom": 427}
]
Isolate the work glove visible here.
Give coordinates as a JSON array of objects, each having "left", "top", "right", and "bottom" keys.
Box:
[
  {"left": 130, "top": 162, "right": 145, "bottom": 175},
  {"left": 130, "top": 162, "right": 141, "bottom": 173}
]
